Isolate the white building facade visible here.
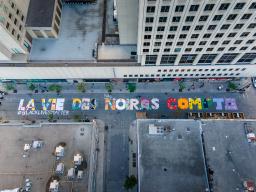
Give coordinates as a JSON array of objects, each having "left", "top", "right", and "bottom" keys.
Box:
[{"left": 0, "top": 0, "right": 31, "bottom": 61}]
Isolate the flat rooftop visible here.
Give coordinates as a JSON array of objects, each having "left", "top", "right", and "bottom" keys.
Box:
[
  {"left": 26, "top": 0, "right": 55, "bottom": 27},
  {"left": 137, "top": 119, "right": 209, "bottom": 192},
  {"left": 29, "top": 2, "right": 102, "bottom": 61},
  {"left": 98, "top": 45, "right": 137, "bottom": 60},
  {"left": 202, "top": 120, "right": 256, "bottom": 191},
  {"left": 0, "top": 123, "right": 94, "bottom": 191}
]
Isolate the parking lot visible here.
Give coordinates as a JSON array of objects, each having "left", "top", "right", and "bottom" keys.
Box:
[{"left": 0, "top": 123, "right": 95, "bottom": 192}]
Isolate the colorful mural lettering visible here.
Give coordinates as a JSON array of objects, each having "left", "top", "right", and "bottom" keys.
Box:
[{"left": 17, "top": 96, "right": 238, "bottom": 116}]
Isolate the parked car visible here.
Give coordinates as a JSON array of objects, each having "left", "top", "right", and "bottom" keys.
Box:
[{"left": 252, "top": 77, "right": 256, "bottom": 88}]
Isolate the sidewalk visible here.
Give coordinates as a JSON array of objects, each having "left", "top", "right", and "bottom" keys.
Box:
[{"left": 0, "top": 78, "right": 251, "bottom": 94}]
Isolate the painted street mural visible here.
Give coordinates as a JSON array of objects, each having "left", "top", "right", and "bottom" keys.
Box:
[{"left": 17, "top": 96, "right": 238, "bottom": 116}]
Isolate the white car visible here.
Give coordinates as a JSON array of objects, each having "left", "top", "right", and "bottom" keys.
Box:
[{"left": 252, "top": 78, "right": 256, "bottom": 88}]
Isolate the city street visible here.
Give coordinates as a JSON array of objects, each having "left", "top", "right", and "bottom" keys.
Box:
[{"left": 1, "top": 82, "right": 256, "bottom": 192}]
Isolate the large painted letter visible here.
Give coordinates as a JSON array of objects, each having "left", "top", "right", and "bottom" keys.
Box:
[
  {"left": 178, "top": 98, "right": 189, "bottom": 110},
  {"left": 56, "top": 98, "right": 65, "bottom": 111},
  {"left": 151, "top": 98, "right": 159, "bottom": 110},
  {"left": 167, "top": 98, "right": 177, "bottom": 110},
  {"left": 116, "top": 98, "right": 126, "bottom": 110},
  {"left": 105, "top": 98, "right": 116, "bottom": 110},
  {"left": 141, "top": 98, "right": 150, "bottom": 110},
  {"left": 81, "top": 98, "right": 90, "bottom": 110},
  {"left": 18, "top": 99, "right": 25, "bottom": 111},
  {"left": 225, "top": 98, "right": 238, "bottom": 110},
  {"left": 50, "top": 99, "right": 57, "bottom": 110},
  {"left": 41, "top": 98, "right": 52, "bottom": 111},
  {"left": 26, "top": 99, "right": 35, "bottom": 111},
  {"left": 189, "top": 98, "right": 202, "bottom": 110},
  {"left": 72, "top": 98, "right": 81, "bottom": 110},
  {"left": 128, "top": 98, "right": 139, "bottom": 110},
  {"left": 213, "top": 98, "right": 224, "bottom": 110},
  {"left": 202, "top": 97, "right": 213, "bottom": 109}
]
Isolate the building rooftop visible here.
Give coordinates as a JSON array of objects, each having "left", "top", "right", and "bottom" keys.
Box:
[
  {"left": 137, "top": 119, "right": 209, "bottom": 192},
  {"left": 202, "top": 120, "right": 256, "bottom": 191},
  {"left": 26, "top": 0, "right": 56, "bottom": 27}
]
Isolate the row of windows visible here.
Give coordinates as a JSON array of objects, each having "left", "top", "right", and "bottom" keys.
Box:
[
  {"left": 146, "top": 2, "right": 256, "bottom": 13},
  {"left": 144, "top": 53, "right": 256, "bottom": 65},
  {"left": 124, "top": 73, "right": 241, "bottom": 78}
]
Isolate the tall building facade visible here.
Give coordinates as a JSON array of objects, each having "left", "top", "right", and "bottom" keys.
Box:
[
  {"left": 0, "top": 0, "right": 32, "bottom": 61},
  {"left": 136, "top": 0, "right": 256, "bottom": 77}
]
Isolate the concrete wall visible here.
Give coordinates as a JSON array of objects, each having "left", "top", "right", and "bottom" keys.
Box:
[
  {"left": 0, "top": 65, "right": 255, "bottom": 79},
  {"left": 116, "top": 0, "right": 138, "bottom": 44}
]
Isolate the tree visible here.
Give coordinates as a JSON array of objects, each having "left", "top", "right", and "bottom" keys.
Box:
[
  {"left": 48, "top": 84, "right": 62, "bottom": 93},
  {"left": 127, "top": 83, "right": 136, "bottom": 93},
  {"left": 77, "top": 82, "right": 86, "bottom": 93},
  {"left": 228, "top": 82, "right": 237, "bottom": 91},
  {"left": 178, "top": 82, "right": 186, "bottom": 92},
  {"left": 28, "top": 83, "right": 36, "bottom": 91},
  {"left": 73, "top": 114, "right": 82, "bottom": 122},
  {"left": 105, "top": 83, "right": 113, "bottom": 93},
  {"left": 48, "top": 113, "right": 54, "bottom": 122},
  {"left": 124, "top": 175, "right": 137, "bottom": 190},
  {"left": 4, "top": 83, "right": 15, "bottom": 91}
]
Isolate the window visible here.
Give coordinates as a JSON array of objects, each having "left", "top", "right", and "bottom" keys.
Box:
[
  {"left": 234, "top": 40, "right": 242, "bottom": 44},
  {"left": 240, "top": 47, "right": 248, "bottom": 50},
  {"left": 165, "top": 42, "right": 172, "bottom": 46},
  {"left": 199, "top": 15, "right": 208, "bottom": 21},
  {"left": 234, "top": 24, "right": 244, "bottom": 29},
  {"left": 157, "top": 26, "right": 165, "bottom": 31},
  {"left": 195, "top": 25, "right": 203, "bottom": 30},
  {"left": 221, "top": 24, "right": 230, "bottom": 30},
  {"left": 159, "top": 17, "right": 167, "bottom": 23},
  {"left": 240, "top": 32, "right": 249, "bottom": 37},
  {"left": 188, "top": 41, "right": 195, "bottom": 46},
  {"left": 189, "top": 4, "right": 199, "bottom": 12},
  {"left": 249, "top": 3, "right": 256, "bottom": 9},
  {"left": 169, "top": 26, "right": 178, "bottom": 31},
  {"left": 146, "top": 17, "right": 154, "bottom": 23},
  {"left": 172, "top": 16, "right": 181, "bottom": 22},
  {"left": 222, "top": 40, "right": 230, "bottom": 45},
  {"left": 143, "top": 49, "right": 149, "bottom": 52},
  {"left": 217, "top": 53, "right": 238, "bottom": 63},
  {"left": 229, "top": 47, "right": 236, "bottom": 51},
  {"left": 144, "top": 35, "right": 151, "bottom": 39},
  {"left": 177, "top": 42, "right": 184, "bottom": 46},
  {"left": 204, "top": 4, "right": 215, "bottom": 11},
  {"left": 164, "top": 48, "right": 170, "bottom": 52},
  {"left": 14, "top": 18, "right": 17, "bottom": 25},
  {"left": 21, "top": 15, "right": 24, "bottom": 21},
  {"left": 153, "top": 49, "right": 159, "bottom": 52},
  {"left": 248, "top": 23, "right": 256, "bottom": 29},
  {"left": 16, "top": 9, "right": 19, "bottom": 15},
  {"left": 161, "top": 6, "right": 170, "bottom": 12},
  {"left": 179, "top": 34, "right": 187, "bottom": 39},
  {"left": 167, "top": 34, "right": 175, "bottom": 39},
  {"left": 208, "top": 25, "right": 216, "bottom": 30},
  {"left": 211, "top": 41, "right": 218, "bottom": 45},
  {"left": 219, "top": 3, "right": 230, "bottom": 10},
  {"left": 179, "top": 54, "right": 197, "bottom": 64},
  {"left": 160, "top": 55, "right": 177, "bottom": 65},
  {"left": 145, "top": 55, "right": 157, "bottom": 65},
  {"left": 175, "top": 5, "right": 184, "bottom": 12},
  {"left": 218, "top": 47, "right": 225, "bottom": 51},
  {"left": 154, "top": 42, "right": 161, "bottom": 46},
  {"left": 196, "top": 48, "right": 203, "bottom": 52},
  {"left": 227, "top": 14, "right": 237, "bottom": 20},
  {"left": 234, "top": 3, "right": 245, "bottom": 9},
  {"left": 145, "top": 26, "right": 152, "bottom": 32},
  {"left": 186, "top": 16, "right": 194, "bottom": 22},
  {"left": 203, "top": 33, "right": 211, "bottom": 38},
  {"left": 215, "top": 33, "right": 224, "bottom": 38},
  {"left": 207, "top": 48, "right": 213, "bottom": 51},
  {"left": 191, "top": 34, "right": 199, "bottom": 38},
  {"left": 228, "top": 33, "right": 236, "bottom": 37},
  {"left": 199, "top": 41, "right": 207, "bottom": 45},
  {"left": 247, "top": 40, "right": 254, "bottom": 44},
  {"left": 213, "top": 15, "right": 223, "bottom": 21},
  {"left": 238, "top": 53, "right": 256, "bottom": 63},
  {"left": 147, "top": 6, "right": 155, "bottom": 13},
  {"left": 143, "top": 42, "right": 150, "bottom": 46},
  {"left": 155, "top": 35, "right": 162, "bottom": 39},
  {"left": 185, "top": 48, "right": 192, "bottom": 52},
  {"left": 8, "top": 13, "right": 12, "bottom": 19},
  {"left": 241, "top": 14, "right": 252, "bottom": 20},
  {"left": 182, "top": 26, "right": 190, "bottom": 31}
]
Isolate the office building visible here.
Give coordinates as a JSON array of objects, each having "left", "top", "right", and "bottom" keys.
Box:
[{"left": 0, "top": 0, "right": 32, "bottom": 61}]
